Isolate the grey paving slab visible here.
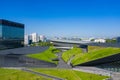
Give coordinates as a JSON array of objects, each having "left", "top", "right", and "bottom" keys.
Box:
[
  {"left": 0, "top": 46, "right": 57, "bottom": 68},
  {"left": 57, "top": 52, "right": 72, "bottom": 69},
  {"left": 0, "top": 55, "right": 57, "bottom": 68},
  {"left": 0, "top": 46, "right": 49, "bottom": 55},
  {"left": 73, "top": 66, "right": 120, "bottom": 80}
]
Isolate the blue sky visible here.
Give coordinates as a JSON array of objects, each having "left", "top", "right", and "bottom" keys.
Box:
[{"left": 0, "top": 0, "right": 120, "bottom": 38}]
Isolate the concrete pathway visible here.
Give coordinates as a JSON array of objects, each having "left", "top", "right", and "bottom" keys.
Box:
[
  {"left": 73, "top": 66, "right": 120, "bottom": 80},
  {"left": 111, "top": 72, "right": 120, "bottom": 80},
  {"left": 0, "top": 55, "right": 56, "bottom": 68},
  {"left": 22, "top": 68, "right": 64, "bottom": 80},
  {"left": 3, "top": 67, "right": 64, "bottom": 80},
  {"left": 67, "top": 55, "right": 75, "bottom": 65},
  {"left": 57, "top": 52, "right": 72, "bottom": 69}
]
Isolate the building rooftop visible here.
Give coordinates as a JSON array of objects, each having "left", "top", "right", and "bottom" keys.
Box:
[{"left": 0, "top": 19, "right": 24, "bottom": 28}]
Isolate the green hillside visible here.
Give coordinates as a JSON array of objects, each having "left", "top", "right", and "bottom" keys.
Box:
[
  {"left": 27, "top": 47, "right": 60, "bottom": 64},
  {"left": 33, "top": 68, "right": 108, "bottom": 80},
  {"left": 0, "top": 68, "right": 51, "bottom": 80},
  {"left": 62, "top": 46, "right": 120, "bottom": 66},
  {"left": 62, "top": 47, "right": 82, "bottom": 62},
  {"left": 88, "top": 46, "right": 105, "bottom": 52}
]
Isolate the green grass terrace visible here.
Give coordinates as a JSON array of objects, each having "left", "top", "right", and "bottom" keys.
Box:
[
  {"left": 33, "top": 68, "right": 108, "bottom": 80},
  {"left": 27, "top": 46, "right": 60, "bottom": 64},
  {"left": 0, "top": 68, "right": 52, "bottom": 80},
  {"left": 62, "top": 46, "right": 120, "bottom": 66}
]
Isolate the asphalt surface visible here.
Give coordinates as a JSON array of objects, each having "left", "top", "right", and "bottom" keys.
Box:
[
  {"left": 57, "top": 52, "right": 72, "bottom": 69},
  {"left": 0, "top": 55, "right": 56, "bottom": 68},
  {"left": 0, "top": 46, "right": 49, "bottom": 55},
  {"left": 0, "top": 46, "right": 56, "bottom": 68},
  {"left": 73, "top": 66, "right": 120, "bottom": 80}
]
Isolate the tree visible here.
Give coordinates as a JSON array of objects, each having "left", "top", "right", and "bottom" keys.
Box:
[
  {"left": 91, "top": 39, "right": 95, "bottom": 41},
  {"left": 106, "top": 39, "right": 117, "bottom": 43}
]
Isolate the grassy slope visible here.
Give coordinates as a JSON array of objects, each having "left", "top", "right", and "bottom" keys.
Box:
[
  {"left": 62, "top": 47, "right": 82, "bottom": 62},
  {"left": 33, "top": 68, "right": 108, "bottom": 80},
  {"left": 62, "top": 46, "right": 120, "bottom": 66},
  {"left": 27, "top": 47, "right": 59, "bottom": 64},
  {"left": 72, "top": 47, "right": 120, "bottom": 65},
  {"left": 88, "top": 46, "right": 105, "bottom": 52},
  {"left": 0, "top": 68, "right": 51, "bottom": 80}
]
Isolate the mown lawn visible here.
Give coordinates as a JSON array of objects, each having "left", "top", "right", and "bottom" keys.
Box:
[
  {"left": 88, "top": 46, "right": 105, "bottom": 52},
  {"left": 0, "top": 68, "right": 51, "bottom": 80},
  {"left": 62, "top": 47, "right": 82, "bottom": 62},
  {"left": 27, "top": 47, "right": 60, "bottom": 64},
  {"left": 33, "top": 68, "right": 108, "bottom": 80},
  {"left": 62, "top": 46, "right": 120, "bottom": 66}
]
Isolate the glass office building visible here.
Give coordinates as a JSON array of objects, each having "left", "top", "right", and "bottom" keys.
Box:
[{"left": 0, "top": 19, "right": 24, "bottom": 49}]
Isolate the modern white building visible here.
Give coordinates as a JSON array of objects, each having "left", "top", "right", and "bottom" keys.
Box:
[
  {"left": 39, "top": 35, "right": 46, "bottom": 42},
  {"left": 94, "top": 39, "right": 106, "bottom": 43},
  {"left": 24, "top": 34, "right": 32, "bottom": 45},
  {"left": 31, "top": 33, "right": 39, "bottom": 43},
  {"left": 24, "top": 34, "right": 29, "bottom": 45},
  {"left": 81, "top": 38, "right": 91, "bottom": 42}
]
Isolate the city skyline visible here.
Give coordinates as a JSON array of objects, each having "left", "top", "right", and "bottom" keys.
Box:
[{"left": 0, "top": 0, "right": 120, "bottom": 38}]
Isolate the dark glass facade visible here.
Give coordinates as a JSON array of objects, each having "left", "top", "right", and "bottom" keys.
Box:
[
  {"left": 77, "top": 53, "right": 120, "bottom": 72},
  {"left": 97, "top": 61, "right": 120, "bottom": 72},
  {"left": 0, "top": 19, "right": 24, "bottom": 49},
  {"left": 117, "top": 37, "right": 120, "bottom": 43}
]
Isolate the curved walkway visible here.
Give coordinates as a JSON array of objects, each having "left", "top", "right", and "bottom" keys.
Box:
[
  {"left": 57, "top": 52, "right": 72, "bottom": 69},
  {"left": 4, "top": 67, "right": 64, "bottom": 80},
  {"left": 22, "top": 68, "right": 64, "bottom": 80},
  {"left": 73, "top": 66, "right": 120, "bottom": 80},
  {"left": 67, "top": 55, "right": 75, "bottom": 65}
]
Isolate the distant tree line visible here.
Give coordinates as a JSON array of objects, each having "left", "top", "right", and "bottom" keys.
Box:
[
  {"left": 31, "top": 41, "right": 53, "bottom": 46},
  {"left": 106, "top": 39, "right": 117, "bottom": 43}
]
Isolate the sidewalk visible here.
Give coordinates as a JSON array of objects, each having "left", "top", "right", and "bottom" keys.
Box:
[
  {"left": 57, "top": 52, "right": 72, "bottom": 69},
  {"left": 73, "top": 66, "right": 120, "bottom": 80}
]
